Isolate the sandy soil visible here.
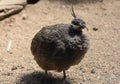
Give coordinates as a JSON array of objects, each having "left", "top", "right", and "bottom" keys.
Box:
[{"left": 0, "top": 0, "right": 120, "bottom": 84}]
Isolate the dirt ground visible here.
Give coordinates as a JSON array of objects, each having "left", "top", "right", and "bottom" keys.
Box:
[{"left": 0, "top": 0, "right": 120, "bottom": 84}]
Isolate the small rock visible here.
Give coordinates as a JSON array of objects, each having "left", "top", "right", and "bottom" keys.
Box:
[
  {"left": 18, "top": 65, "right": 24, "bottom": 69},
  {"left": 11, "top": 66, "right": 18, "bottom": 71},
  {"left": 82, "top": 79, "right": 86, "bottom": 82},
  {"left": 91, "top": 69, "right": 95, "bottom": 74},
  {"left": 111, "top": 66, "right": 115, "bottom": 69},
  {"left": 93, "top": 27, "right": 98, "bottom": 31},
  {"left": 95, "top": 13, "right": 98, "bottom": 15},
  {"left": 80, "top": 67, "right": 85, "bottom": 73},
  {"left": 2, "top": 72, "right": 13, "bottom": 76},
  {"left": 87, "top": 78, "right": 91, "bottom": 81},
  {"left": 82, "top": 70, "right": 86, "bottom": 73},
  {"left": 22, "top": 14, "right": 28, "bottom": 20},
  {"left": 80, "top": 67, "right": 83, "bottom": 70}
]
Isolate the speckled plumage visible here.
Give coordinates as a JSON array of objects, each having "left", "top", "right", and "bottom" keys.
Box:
[{"left": 31, "top": 24, "right": 90, "bottom": 72}]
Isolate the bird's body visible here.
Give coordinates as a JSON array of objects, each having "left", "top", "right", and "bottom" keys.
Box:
[
  {"left": 31, "top": 24, "right": 89, "bottom": 72},
  {"left": 31, "top": 7, "right": 90, "bottom": 79}
]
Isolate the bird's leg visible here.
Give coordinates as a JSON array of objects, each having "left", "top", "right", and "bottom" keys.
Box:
[
  {"left": 44, "top": 70, "right": 49, "bottom": 80},
  {"left": 45, "top": 70, "right": 48, "bottom": 76},
  {"left": 62, "top": 69, "right": 72, "bottom": 84},
  {"left": 63, "top": 69, "right": 66, "bottom": 79},
  {"left": 41, "top": 70, "right": 49, "bottom": 83}
]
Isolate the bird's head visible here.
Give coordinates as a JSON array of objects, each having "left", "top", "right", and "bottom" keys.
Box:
[{"left": 70, "top": 6, "right": 88, "bottom": 31}]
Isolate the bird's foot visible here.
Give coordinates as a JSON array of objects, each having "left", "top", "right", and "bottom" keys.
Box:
[
  {"left": 62, "top": 78, "right": 72, "bottom": 84},
  {"left": 41, "top": 74, "right": 53, "bottom": 84},
  {"left": 40, "top": 71, "right": 52, "bottom": 83},
  {"left": 61, "top": 69, "right": 72, "bottom": 84}
]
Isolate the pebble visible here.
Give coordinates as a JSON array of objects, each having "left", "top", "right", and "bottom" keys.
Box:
[
  {"left": 22, "top": 14, "right": 28, "bottom": 20},
  {"left": 79, "top": 67, "right": 86, "bottom": 73},
  {"left": 2, "top": 72, "right": 13, "bottom": 76},
  {"left": 11, "top": 65, "right": 24, "bottom": 71},
  {"left": 91, "top": 69, "right": 96, "bottom": 74},
  {"left": 18, "top": 65, "right": 24, "bottom": 69},
  {"left": 11, "top": 66, "right": 18, "bottom": 71},
  {"left": 93, "top": 27, "right": 98, "bottom": 31}
]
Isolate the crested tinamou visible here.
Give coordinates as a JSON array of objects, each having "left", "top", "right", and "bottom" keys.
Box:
[{"left": 31, "top": 7, "right": 90, "bottom": 80}]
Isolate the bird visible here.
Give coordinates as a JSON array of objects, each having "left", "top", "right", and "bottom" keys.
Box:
[{"left": 31, "top": 7, "right": 90, "bottom": 80}]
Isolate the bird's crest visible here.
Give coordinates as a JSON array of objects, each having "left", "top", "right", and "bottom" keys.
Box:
[{"left": 71, "top": 6, "right": 77, "bottom": 18}]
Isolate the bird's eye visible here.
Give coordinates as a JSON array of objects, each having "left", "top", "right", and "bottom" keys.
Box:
[{"left": 72, "top": 21, "right": 79, "bottom": 25}]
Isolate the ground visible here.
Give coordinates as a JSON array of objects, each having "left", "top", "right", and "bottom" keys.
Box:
[{"left": 0, "top": 0, "right": 120, "bottom": 84}]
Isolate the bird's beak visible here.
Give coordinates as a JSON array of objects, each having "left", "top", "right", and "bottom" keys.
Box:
[{"left": 82, "top": 24, "right": 88, "bottom": 31}]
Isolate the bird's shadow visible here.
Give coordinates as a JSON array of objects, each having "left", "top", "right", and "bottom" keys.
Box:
[
  {"left": 48, "top": 0, "right": 104, "bottom": 5},
  {"left": 16, "top": 71, "right": 71, "bottom": 84}
]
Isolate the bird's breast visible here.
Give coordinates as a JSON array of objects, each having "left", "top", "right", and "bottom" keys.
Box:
[{"left": 65, "top": 34, "right": 89, "bottom": 52}]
